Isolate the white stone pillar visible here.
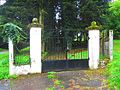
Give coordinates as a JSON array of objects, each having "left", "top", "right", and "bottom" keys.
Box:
[
  {"left": 88, "top": 30, "right": 100, "bottom": 69},
  {"left": 9, "top": 38, "right": 15, "bottom": 75},
  {"left": 109, "top": 30, "right": 113, "bottom": 60},
  {"left": 30, "top": 27, "right": 42, "bottom": 73}
]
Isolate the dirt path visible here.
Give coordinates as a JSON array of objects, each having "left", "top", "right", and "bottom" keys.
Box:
[
  {"left": 0, "top": 50, "right": 8, "bottom": 54},
  {"left": 0, "top": 69, "right": 108, "bottom": 90}
]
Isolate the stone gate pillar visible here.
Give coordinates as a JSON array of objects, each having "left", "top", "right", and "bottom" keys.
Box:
[
  {"left": 30, "top": 18, "right": 42, "bottom": 73},
  {"left": 109, "top": 30, "right": 113, "bottom": 60},
  {"left": 9, "top": 38, "right": 15, "bottom": 75},
  {"left": 86, "top": 21, "right": 100, "bottom": 69},
  {"left": 88, "top": 30, "right": 100, "bottom": 69}
]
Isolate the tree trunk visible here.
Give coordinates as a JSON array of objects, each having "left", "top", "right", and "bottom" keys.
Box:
[{"left": 39, "top": 7, "right": 45, "bottom": 53}]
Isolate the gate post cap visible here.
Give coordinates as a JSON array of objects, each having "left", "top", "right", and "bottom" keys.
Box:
[
  {"left": 86, "top": 21, "right": 101, "bottom": 30},
  {"left": 28, "top": 18, "right": 42, "bottom": 28}
]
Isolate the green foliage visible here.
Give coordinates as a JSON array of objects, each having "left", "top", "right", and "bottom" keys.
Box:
[
  {"left": 42, "top": 51, "right": 48, "bottom": 59},
  {"left": 106, "top": 40, "right": 120, "bottom": 89},
  {"left": 1, "top": 23, "right": 26, "bottom": 43},
  {"left": 0, "top": 15, "right": 7, "bottom": 25},
  {"left": 0, "top": 52, "right": 9, "bottom": 80},
  {"left": 47, "top": 72, "right": 57, "bottom": 79},
  {"left": 20, "top": 46, "right": 30, "bottom": 53},
  {"left": 106, "top": 59, "right": 120, "bottom": 89},
  {"left": 77, "top": 0, "right": 108, "bottom": 29},
  {"left": 0, "top": 48, "right": 29, "bottom": 79},
  {"left": 14, "top": 55, "right": 30, "bottom": 65},
  {"left": 0, "top": 0, "right": 39, "bottom": 28},
  {"left": 103, "top": 1, "right": 120, "bottom": 39},
  {"left": 0, "top": 67, "right": 9, "bottom": 80},
  {"left": 46, "top": 87, "right": 55, "bottom": 90},
  {"left": 47, "top": 72, "right": 81, "bottom": 89},
  {"left": 9, "top": 74, "right": 17, "bottom": 79},
  {"left": 47, "top": 72, "right": 65, "bottom": 90},
  {"left": 0, "top": 0, "right": 108, "bottom": 30}
]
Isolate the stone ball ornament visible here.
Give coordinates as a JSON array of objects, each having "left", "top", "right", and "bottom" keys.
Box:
[
  {"left": 85, "top": 21, "right": 102, "bottom": 30},
  {"left": 28, "top": 18, "right": 43, "bottom": 28}
]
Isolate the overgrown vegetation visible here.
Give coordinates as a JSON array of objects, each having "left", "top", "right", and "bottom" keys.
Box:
[
  {"left": 106, "top": 40, "right": 120, "bottom": 89},
  {"left": 14, "top": 46, "right": 30, "bottom": 65},
  {"left": 0, "top": 52, "right": 9, "bottom": 79},
  {"left": 103, "top": 1, "right": 120, "bottom": 39},
  {"left": 14, "top": 55, "right": 30, "bottom": 65},
  {"left": 0, "top": 47, "right": 30, "bottom": 79}
]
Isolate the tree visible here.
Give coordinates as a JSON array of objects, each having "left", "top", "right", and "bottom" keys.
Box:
[
  {"left": 0, "top": 0, "right": 39, "bottom": 29},
  {"left": 1, "top": 23, "right": 25, "bottom": 43},
  {"left": 1, "top": 23, "right": 26, "bottom": 52},
  {"left": 103, "top": 0, "right": 120, "bottom": 39},
  {"left": 60, "top": 0, "right": 109, "bottom": 29}
]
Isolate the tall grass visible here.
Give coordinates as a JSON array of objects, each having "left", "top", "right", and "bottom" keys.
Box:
[
  {"left": 0, "top": 52, "right": 9, "bottom": 79},
  {"left": 0, "top": 47, "right": 30, "bottom": 79},
  {"left": 106, "top": 40, "right": 120, "bottom": 89}
]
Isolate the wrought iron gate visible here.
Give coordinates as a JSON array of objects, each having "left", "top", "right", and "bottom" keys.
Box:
[{"left": 42, "top": 29, "right": 89, "bottom": 72}]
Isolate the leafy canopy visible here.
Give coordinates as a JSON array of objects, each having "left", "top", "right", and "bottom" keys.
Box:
[
  {"left": 103, "top": 0, "right": 120, "bottom": 38},
  {"left": 1, "top": 23, "right": 25, "bottom": 43}
]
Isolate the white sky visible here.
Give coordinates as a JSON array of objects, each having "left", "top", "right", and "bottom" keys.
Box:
[{"left": 0, "top": 0, "right": 6, "bottom": 5}]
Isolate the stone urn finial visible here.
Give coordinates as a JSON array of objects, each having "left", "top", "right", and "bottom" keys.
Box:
[
  {"left": 86, "top": 21, "right": 102, "bottom": 30},
  {"left": 28, "top": 18, "right": 41, "bottom": 28},
  {"left": 32, "top": 18, "right": 39, "bottom": 24},
  {"left": 91, "top": 21, "right": 96, "bottom": 26}
]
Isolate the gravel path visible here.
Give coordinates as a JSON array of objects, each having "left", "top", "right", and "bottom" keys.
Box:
[
  {"left": 0, "top": 69, "right": 108, "bottom": 90},
  {"left": 0, "top": 50, "right": 8, "bottom": 54}
]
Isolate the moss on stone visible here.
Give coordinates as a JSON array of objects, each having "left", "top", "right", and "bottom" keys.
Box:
[
  {"left": 86, "top": 21, "right": 102, "bottom": 30},
  {"left": 28, "top": 18, "right": 43, "bottom": 28}
]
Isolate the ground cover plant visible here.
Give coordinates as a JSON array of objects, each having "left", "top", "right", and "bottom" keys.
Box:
[
  {"left": 0, "top": 52, "right": 9, "bottom": 79},
  {"left": 0, "top": 47, "right": 29, "bottom": 79},
  {"left": 14, "top": 54, "right": 30, "bottom": 65},
  {"left": 14, "top": 46, "right": 30, "bottom": 65},
  {"left": 106, "top": 40, "right": 120, "bottom": 89}
]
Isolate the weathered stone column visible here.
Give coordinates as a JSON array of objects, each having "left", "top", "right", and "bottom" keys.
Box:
[
  {"left": 30, "top": 18, "right": 42, "bottom": 73},
  {"left": 109, "top": 30, "right": 113, "bottom": 60},
  {"left": 9, "top": 38, "right": 15, "bottom": 75},
  {"left": 86, "top": 21, "right": 100, "bottom": 69}
]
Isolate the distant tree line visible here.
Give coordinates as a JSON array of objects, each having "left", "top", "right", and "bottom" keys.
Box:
[{"left": 0, "top": 0, "right": 120, "bottom": 49}]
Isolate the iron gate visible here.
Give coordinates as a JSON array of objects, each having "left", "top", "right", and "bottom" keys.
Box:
[{"left": 42, "top": 29, "right": 89, "bottom": 72}]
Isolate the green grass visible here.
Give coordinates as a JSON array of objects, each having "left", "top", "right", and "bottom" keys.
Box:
[
  {"left": 0, "top": 48, "right": 7, "bottom": 51},
  {"left": 67, "top": 51, "right": 88, "bottom": 59},
  {"left": 113, "top": 40, "right": 120, "bottom": 59},
  {"left": 0, "top": 40, "right": 119, "bottom": 80},
  {"left": 0, "top": 52, "right": 9, "bottom": 79},
  {"left": 0, "top": 47, "right": 30, "bottom": 79},
  {"left": 0, "top": 48, "right": 3, "bottom": 51},
  {"left": 14, "top": 54, "right": 30, "bottom": 65},
  {"left": 14, "top": 46, "right": 30, "bottom": 65},
  {"left": 67, "top": 39, "right": 120, "bottom": 60},
  {"left": 106, "top": 40, "right": 120, "bottom": 89},
  {"left": 20, "top": 46, "right": 30, "bottom": 53}
]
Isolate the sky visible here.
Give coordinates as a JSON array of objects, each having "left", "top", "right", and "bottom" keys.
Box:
[{"left": 0, "top": 0, "right": 6, "bottom": 5}]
